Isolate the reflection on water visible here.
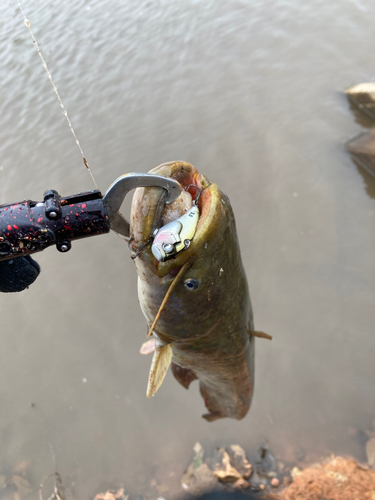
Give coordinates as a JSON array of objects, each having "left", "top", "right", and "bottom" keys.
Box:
[
  {"left": 346, "top": 99, "right": 375, "bottom": 193},
  {"left": 347, "top": 99, "right": 375, "bottom": 128},
  {"left": 0, "top": 0, "right": 375, "bottom": 498},
  {"left": 355, "top": 162, "right": 375, "bottom": 198}
]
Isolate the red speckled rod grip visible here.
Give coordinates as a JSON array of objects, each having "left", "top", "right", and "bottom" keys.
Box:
[{"left": 0, "top": 190, "right": 110, "bottom": 261}]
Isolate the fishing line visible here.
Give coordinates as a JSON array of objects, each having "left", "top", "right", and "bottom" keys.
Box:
[{"left": 16, "top": 1, "right": 98, "bottom": 189}]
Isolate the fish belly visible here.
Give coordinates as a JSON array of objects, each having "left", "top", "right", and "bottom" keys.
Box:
[{"left": 170, "top": 336, "right": 254, "bottom": 421}]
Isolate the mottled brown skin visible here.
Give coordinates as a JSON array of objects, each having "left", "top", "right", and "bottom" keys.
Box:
[{"left": 130, "top": 161, "right": 254, "bottom": 421}]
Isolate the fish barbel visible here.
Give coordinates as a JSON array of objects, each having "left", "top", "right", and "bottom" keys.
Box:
[{"left": 130, "top": 161, "right": 268, "bottom": 421}]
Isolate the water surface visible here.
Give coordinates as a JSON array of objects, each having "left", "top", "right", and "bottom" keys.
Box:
[{"left": 0, "top": 0, "right": 374, "bottom": 497}]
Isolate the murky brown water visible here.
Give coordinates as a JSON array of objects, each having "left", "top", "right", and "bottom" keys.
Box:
[{"left": 1, "top": 0, "right": 375, "bottom": 497}]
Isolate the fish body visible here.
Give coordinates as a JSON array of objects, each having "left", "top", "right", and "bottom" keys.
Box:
[{"left": 130, "top": 161, "right": 255, "bottom": 421}]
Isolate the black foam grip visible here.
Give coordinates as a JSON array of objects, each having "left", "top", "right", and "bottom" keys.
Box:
[{"left": 0, "top": 256, "right": 40, "bottom": 293}]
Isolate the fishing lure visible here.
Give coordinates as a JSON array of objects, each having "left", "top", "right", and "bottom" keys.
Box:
[{"left": 151, "top": 200, "right": 200, "bottom": 261}]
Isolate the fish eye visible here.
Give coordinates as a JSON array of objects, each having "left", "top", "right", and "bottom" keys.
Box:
[{"left": 184, "top": 278, "right": 199, "bottom": 291}]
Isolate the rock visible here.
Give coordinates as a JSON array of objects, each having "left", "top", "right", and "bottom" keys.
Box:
[
  {"left": 181, "top": 463, "right": 217, "bottom": 495},
  {"left": 181, "top": 443, "right": 216, "bottom": 495},
  {"left": 213, "top": 449, "right": 243, "bottom": 483},
  {"left": 366, "top": 436, "right": 375, "bottom": 469},
  {"left": 346, "top": 83, "right": 375, "bottom": 104},
  {"left": 228, "top": 445, "right": 253, "bottom": 479},
  {"left": 270, "top": 477, "right": 280, "bottom": 488},
  {"left": 193, "top": 442, "right": 205, "bottom": 468},
  {"left": 345, "top": 82, "right": 375, "bottom": 177},
  {"left": 93, "top": 489, "right": 128, "bottom": 500},
  {"left": 290, "top": 467, "right": 302, "bottom": 478},
  {"left": 248, "top": 470, "right": 267, "bottom": 489},
  {"left": 346, "top": 130, "right": 375, "bottom": 178},
  {"left": 255, "top": 442, "right": 278, "bottom": 479},
  {"left": 181, "top": 442, "right": 254, "bottom": 494},
  {"left": 232, "top": 478, "right": 251, "bottom": 490},
  {"left": 345, "top": 83, "right": 375, "bottom": 119}
]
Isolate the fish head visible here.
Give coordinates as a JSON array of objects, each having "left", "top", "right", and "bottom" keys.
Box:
[{"left": 130, "top": 160, "right": 226, "bottom": 274}]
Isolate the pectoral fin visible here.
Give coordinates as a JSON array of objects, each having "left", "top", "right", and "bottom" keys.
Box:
[
  {"left": 146, "top": 344, "right": 173, "bottom": 398},
  {"left": 140, "top": 338, "right": 156, "bottom": 355},
  {"left": 248, "top": 330, "right": 273, "bottom": 340}
]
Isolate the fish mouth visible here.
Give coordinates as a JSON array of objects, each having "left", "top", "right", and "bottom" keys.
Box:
[{"left": 130, "top": 161, "right": 216, "bottom": 276}]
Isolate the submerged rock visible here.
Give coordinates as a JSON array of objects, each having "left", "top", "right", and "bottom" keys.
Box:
[
  {"left": 345, "top": 83, "right": 375, "bottom": 119},
  {"left": 93, "top": 489, "right": 128, "bottom": 500},
  {"left": 181, "top": 462, "right": 217, "bottom": 496},
  {"left": 213, "top": 449, "right": 244, "bottom": 483},
  {"left": 270, "top": 477, "right": 280, "bottom": 488},
  {"left": 256, "top": 442, "right": 278, "bottom": 479},
  {"left": 228, "top": 445, "right": 253, "bottom": 479},
  {"left": 346, "top": 83, "right": 375, "bottom": 103},
  {"left": 181, "top": 443, "right": 217, "bottom": 495},
  {"left": 181, "top": 443, "right": 254, "bottom": 494},
  {"left": 346, "top": 131, "right": 375, "bottom": 178},
  {"left": 345, "top": 82, "right": 375, "bottom": 178}
]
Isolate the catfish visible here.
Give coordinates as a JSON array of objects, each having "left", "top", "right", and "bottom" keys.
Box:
[{"left": 130, "top": 161, "right": 270, "bottom": 421}]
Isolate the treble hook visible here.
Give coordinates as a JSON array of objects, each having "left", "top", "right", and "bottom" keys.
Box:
[{"left": 185, "top": 184, "right": 204, "bottom": 205}]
